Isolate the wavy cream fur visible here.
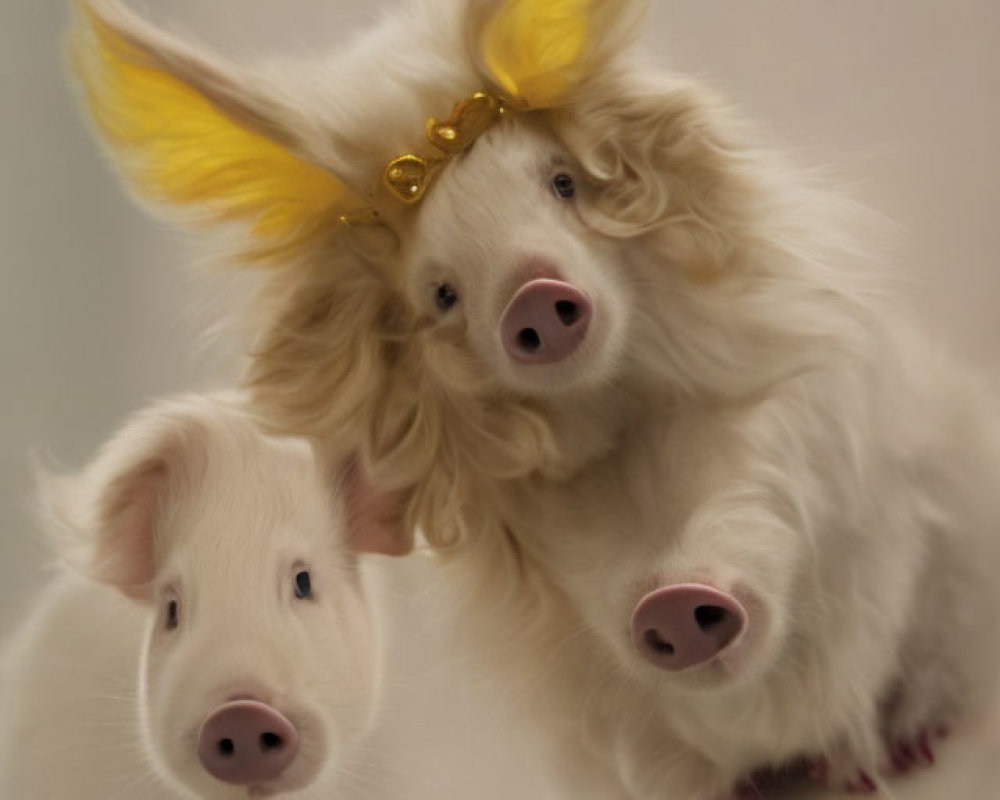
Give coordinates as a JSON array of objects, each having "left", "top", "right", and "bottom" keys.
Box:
[{"left": 74, "top": 0, "right": 1000, "bottom": 797}]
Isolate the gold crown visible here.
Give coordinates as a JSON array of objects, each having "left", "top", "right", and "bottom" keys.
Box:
[{"left": 340, "top": 91, "right": 509, "bottom": 225}]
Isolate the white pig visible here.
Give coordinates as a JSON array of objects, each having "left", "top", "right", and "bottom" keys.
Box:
[
  {"left": 0, "top": 394, "right": 403, "bottom": 799},
  {"left": 68, "top": 1, "right": 1000, "bottom": 796}
]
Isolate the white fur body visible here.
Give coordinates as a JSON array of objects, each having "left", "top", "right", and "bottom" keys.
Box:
[
  {"left": 250, "top": 13, "right": 1000, "bottom": 795},
  {"left": 444, "top": 338, "right": 1000, "bottom": 798},
  {"left": 69, "top": 1, "right": 1000, "bottom": 796}
]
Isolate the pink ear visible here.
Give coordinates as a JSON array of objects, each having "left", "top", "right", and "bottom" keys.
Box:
[
  {"left": 342, "top": 459, "right": 413, "bottom": 556},
  {"left": 91, "top": 458, "right": 167, "bottom": 601},
  {"left": 71, "top": 398, "right": 212, "bottom": 602}
]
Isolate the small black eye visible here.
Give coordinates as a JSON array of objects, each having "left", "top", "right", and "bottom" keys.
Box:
[
  {"left": 551, "top": 172, "right": 575, "bottom": 199},
  {"left": 165, "top": 599, "right": 179, "bottom": 630},
  {"left": 294, "top": 570, "right": 312, "bottom": 599},
  {"left": 435, "top": 284, "right": 458, "bottom": 312}
]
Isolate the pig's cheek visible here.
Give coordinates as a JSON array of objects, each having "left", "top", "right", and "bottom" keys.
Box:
[
  {"left": 439, "top": 302, "right": 496, "bottom": 382},
  {"left": 139, "top": 630, "right": 192, "bottom": 782},
  {"left": 315, "top": 594, "right": 382, "bottom": 745}
]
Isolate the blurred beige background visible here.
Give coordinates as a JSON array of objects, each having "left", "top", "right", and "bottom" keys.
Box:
[{"left": 2, "top": 1, "right": 998, "bottom": 797}]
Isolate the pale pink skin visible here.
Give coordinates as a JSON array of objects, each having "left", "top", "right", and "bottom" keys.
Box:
[{"left": 44, "top": 397, "right": 390, "bottom": 799}]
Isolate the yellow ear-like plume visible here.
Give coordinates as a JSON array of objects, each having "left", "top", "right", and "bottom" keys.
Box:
[
  {"left": 478, "top": 0, "right": 646, "bottom": 108},
  {"left": 71, "top": 1, "right": 363, "bottom": 260}
]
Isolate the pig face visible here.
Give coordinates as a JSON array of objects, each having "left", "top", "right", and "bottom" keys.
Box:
[
  {"left": 73, "top": 1, "right": 861, "bottom": 503},
  {"left": 400, "top": 119, "right": 634, "bottom": 399},
  {"left": 139, "top": 445, "right": 375, "bottom": 798},
  {"left": 64, "top": 396, "right": 400, "bottom": 799}
]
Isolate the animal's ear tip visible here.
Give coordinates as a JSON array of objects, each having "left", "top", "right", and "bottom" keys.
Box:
[
  {"left": 68, "top": 0, "right": 130, "bottom": 72},
  {"left": 70, "top": 0, "right": 117, "bottom": 38},
  {"left": 475, "top": 0, "right": 647, "bottom": 107}
]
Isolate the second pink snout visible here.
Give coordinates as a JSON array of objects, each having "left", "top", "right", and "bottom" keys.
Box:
[
  {"left": 630, "top": 583, "right": 747, "bottom": 671},
  {"left": 198, "top": 699, "right": 299, "bottom": 786},
  {"left": 500, "top": 278, "right": 592, "bottom": 364}
]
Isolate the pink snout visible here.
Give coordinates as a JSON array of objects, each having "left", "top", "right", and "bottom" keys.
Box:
[
  {"left": 197, "top": 700, "right": 299, "bottom": 786},
  {"left": 630, "top": 584, "right": 747, "bottom": 671},
  {"left": 500, "top": 279, "right": 592, "bottom": 364}
]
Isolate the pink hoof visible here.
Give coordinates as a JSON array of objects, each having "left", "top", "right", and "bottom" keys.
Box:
[
  {"left": 842, "top": 770, "right": 878, "bottom": 794},
  {"left": 885, "top": 725, "right": 948, "bottom": 776}
]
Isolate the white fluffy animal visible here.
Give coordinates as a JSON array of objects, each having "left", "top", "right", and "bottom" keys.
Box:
[
  {"left": 0, "top": 394, "right": 399, "bottom": 799},
  {"left": 70, "top": 1, "right": 1000, "bottom": 797}
]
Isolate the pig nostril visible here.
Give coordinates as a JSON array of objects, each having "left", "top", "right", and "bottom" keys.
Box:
[
  {"left": 199, "top": 702, "right": 300, "bottom": 784},
  {"left": 554, "top": 300, "right": 580, "bottom": 326},
  {"left": 631, "top": 585, "right": 748, "bottom": 671},
  {"left": 644, "top": 629, "right": 675, "bottom": 655},
  {"left": 694, "top": 605, "right": 729, "bottom": 631},
  {"left": 516, "top": 328, "right": 541, "bottom": 352},
  {"left": 500, "top": 279, "right": 591, "bottom": 364}
]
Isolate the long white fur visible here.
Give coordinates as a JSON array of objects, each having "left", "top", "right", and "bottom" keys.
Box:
[{"left": 72, "top": 1, "right": 1000, "bottom": 797}]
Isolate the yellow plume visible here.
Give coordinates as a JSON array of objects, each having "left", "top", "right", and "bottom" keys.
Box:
[
  {"left": 479, "top": 0, "right": 645, "bottom": 108},
  {"left": 71, "top": 1, "right": 360, "bottom": 260}
]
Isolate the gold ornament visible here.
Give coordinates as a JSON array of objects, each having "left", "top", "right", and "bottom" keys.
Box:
[{"left": 380, "top": 91, "right": 507, "bottom": 206}]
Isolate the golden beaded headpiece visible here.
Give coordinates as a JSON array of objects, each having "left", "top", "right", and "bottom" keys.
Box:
[
  {"left": 385, "top": 91, "right": 509, "bottom": 204},
  {"left": 75, "top": 0, "right": 642, "bottom": 255},
  {"left": 339, "top": 91, "right": 509, "bottom": 225},
  {"left": 336, "top": 0, "right": 644, "bottom": 227}
]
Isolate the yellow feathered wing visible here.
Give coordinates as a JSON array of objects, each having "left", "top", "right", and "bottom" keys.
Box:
[
  {"left": 72, "top": 2, "right": 360, "bottom": 261},
  {"left": 479, "top": 0, "right": 645, "bottom": 108}
]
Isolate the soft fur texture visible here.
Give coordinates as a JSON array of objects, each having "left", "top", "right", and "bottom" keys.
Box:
[
  {"left": 0, "top": 395, "right": 388, "bottom": 799},
  {"left": 72, "top": 1, "right": 1000, "bottom": 797}
]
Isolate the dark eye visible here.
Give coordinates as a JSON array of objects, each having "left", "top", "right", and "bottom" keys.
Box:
[
  {"left": 551, "top": 172, "right": 575, "bottom": 199},
  {"left": 294, "top": 570, "right": 312, "bottom": 599},
  {"left": 165, "top": 599, "right": 179, "bottom": 631},
  {"left": 435, "top": 283, "right": 458, "bottom": 312}
]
